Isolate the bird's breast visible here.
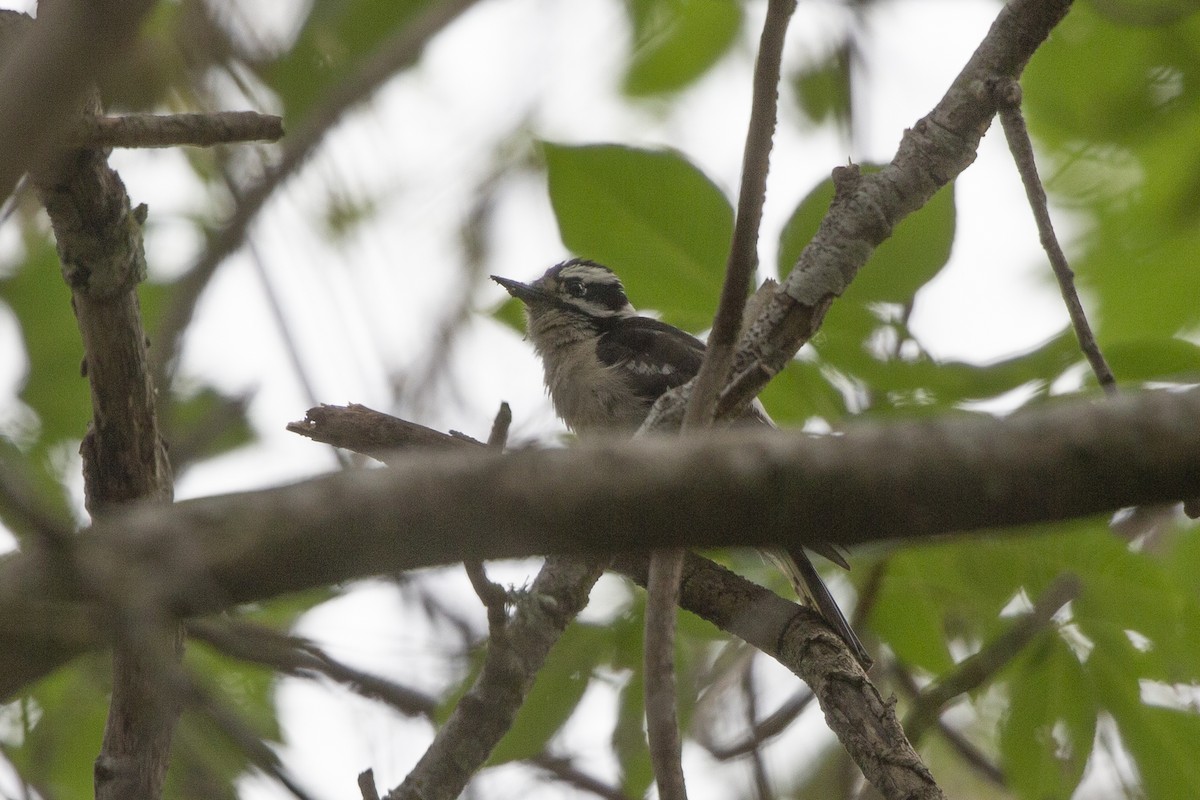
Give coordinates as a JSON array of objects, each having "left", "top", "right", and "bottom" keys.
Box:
[{"left": 540, "top": 340, "right": 645, "bottom": 433}]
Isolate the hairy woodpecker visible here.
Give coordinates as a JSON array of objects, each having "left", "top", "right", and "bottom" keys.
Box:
[{"left": 492, "top": 258, "right": 871, "bottom": 668}]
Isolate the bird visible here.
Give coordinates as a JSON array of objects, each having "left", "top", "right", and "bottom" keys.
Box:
[{"left": 492, "top": 258, "right": 871, "bottom": 668}]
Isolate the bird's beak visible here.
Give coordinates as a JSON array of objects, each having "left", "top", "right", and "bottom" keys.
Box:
[{"left": 491, "top": 275, "right": 544, "bottom": 306}]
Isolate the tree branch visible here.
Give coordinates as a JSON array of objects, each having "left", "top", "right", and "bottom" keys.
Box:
[
  {"left": 681, "top": 0, "right": 796, "bottom": 429},
  {"left": 614, "top": 552, "right": 940, "bottom": 799},
  {"left": 992, "top": 80, "right": 1115, "bottom": 394},
  {"left": 69, "top": 112, "right": 284, "bottom": 149},
  {"left": 902, "top": 574, "right": 1080, "bottom": 743},
  {"left": 644, "top": 550, "right": 688, "bottom": 800},
  {"left": 24, "top": 26, "right": 178, "bottom": 798},
  {"left": 0, "top": 385, "right": 1192, "bottom": 624},
  {"left": 1, "top": 387, "right": 1197, "bottom": 700},
  {"left": 647, "top": 0, "right": 1075, "bottom": 428},
  {"left": 385, "top": 554, "right": 606, "bottom": 800},
  {"left": 0, "top": 2, "right": 156, "bottom": 204},
  {"left": 186, "top": 618, "right": 437, "bottom": 719}
]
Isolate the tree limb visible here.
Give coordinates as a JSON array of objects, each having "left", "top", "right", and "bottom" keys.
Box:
[
  {"left": 644, "top": 0, "right": 1075, "bottom": 428},
  {"left": 0, "top": 386, "right": 1196, "bottom": 697},
  {"left": 70, "top": 112, "right": 284, "bottom": 149},
  {"left": 0, "top": 2, "right": 156, "bottom": 204},
  {"left": 24, "top": 22, "right": 178, "bottom": 797},
  {"left": 385, "top": 555, "right": 606, "bottom": 800}
]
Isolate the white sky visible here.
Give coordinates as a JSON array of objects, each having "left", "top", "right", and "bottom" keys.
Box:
[{"left": 0, "top": 0, "right": 1085, "bottom": 797}]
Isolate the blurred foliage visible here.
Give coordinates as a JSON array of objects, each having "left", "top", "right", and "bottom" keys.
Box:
[
  {"left": 2, "top": 0, "right": 1200, "bottom": 799},
  {"left": 789, "top": 40, "right": 854, "bottom": 133},
  {"left": 621, "top": 0, "right": 742, "bottom": 96}
]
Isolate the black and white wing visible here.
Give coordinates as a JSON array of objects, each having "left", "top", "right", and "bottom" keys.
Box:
[{"left": 595, "top": 316, "right": 706, "bottom": 405}]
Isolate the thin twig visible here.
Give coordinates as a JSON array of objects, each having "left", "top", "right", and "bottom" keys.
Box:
[
  {"left": 70, "top": 112, "right": 282, "bottom": 149},
  {"left": 993, "top": 79, "right": 1116, "bottom": 394},
  {"left": 467, "top": 403, "right": 513, "bottom": 631},
  {"left": 703, "top": 687, "right": 816, "bottom": 761},
  {"left": 740, "top": 658, "right": 774, "bottom": 800},
  {"left": 359, "top": 770, "right": 382, "bottom": 800},
  {"left": 464, "top": 561, "right": 509, "bottom": 634},
  {"left": 152, "top": 0, "right": 482, "bottom": 386},
  {"left": 890, "top": 668, "right": 1006, "bottom": 787},
  {"left": 527, "top": 753, "right": 635, "bottom": 800},
  {"left": 681, "top": 0, "right": 797, "bottom": 430},
  {"left": 644, "top": 550, "right": 688, "bottom": 800},
  {"left": 903, "top": 574, "right": 1081, "bottom": 742},
  {"left": 648, "top": 5, "right": 797, "bottom": 794},
  {"left": 186, "top": 618, "right": 437, "bottom": 719},
  {"left": 386, "top": 555, "right": 607, "bottom": 800},
  {"left": 0, "top": 4, "right": 155, "bottom": 203},
  {"left": 487, "top": 402, "right": 512, "bottom": 449},
  {"left": 676, "top": 0, "right": 1075, "bottom": 426}
]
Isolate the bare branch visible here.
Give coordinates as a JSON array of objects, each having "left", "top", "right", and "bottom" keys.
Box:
[
  {"left": 903, "top": 574, "right": 1080, "bottom": 743},
  {"left": 23, "top": 12, "right": 178, "bottom": 791},
  {"left": 186, "top": 619, "right": 436, "bottom": 719},
  {"left": 645, "top": 550, "right": 688, "bottom": 800},
  {"left": 2, "top": 387, "right": 1198, "bottom": 699},
  {"left": 681, "top": 0, "right": 796, "bottom": 429},
  {"left": 68, "top": 112, "right": 283, "bottom": 149},
  {"left": 701, "top": 687, "right": 815, "bottom": 761},
  {"left": 465, "top": 561, "right": 509, "bottom": 634},
  {"left": 992, "top": 80, "right": 1116, "bottom": 394},
  {"left": 487, "top": 402, "right": 513, "bottom": 449},
  {"left": 527, "top": 754, "right": 634, "bottom": 800},
  {"left": 739, "top": 659, "right": 775, "bottom": 800},
  {"left": 615, "top": 553, "right": 941, "bottom": 800},
  {"left": 359, "top": 770, "right": 381, "bottom": 800},
  {"left": 385, "top": 555, "right": 607, "bottom": 800},
  {"left": 658, "top": 0, "right": 1073, "bottom": 426},
  {"left": 287, "top": 403, "right": 481, "bottom": 459},
  {"left": 0, "top": 2, "right": 156, "bottom": 203},
  {"left": 890, "top": 667, "right": 1007, "bottom": 787}
]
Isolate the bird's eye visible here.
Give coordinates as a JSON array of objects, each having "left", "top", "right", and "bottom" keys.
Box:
[{"left": 564, "top": 279, "right": 586, "bottom": 298}]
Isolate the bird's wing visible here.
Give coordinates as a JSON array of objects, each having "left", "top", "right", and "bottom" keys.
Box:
[{"left": 596, "top": 316, "right": 706, "bottom": 404}]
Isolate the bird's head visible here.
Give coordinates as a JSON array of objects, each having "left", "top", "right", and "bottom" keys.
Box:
[{"left": 492, "top": 259, "right": 636, "bottom": 329}]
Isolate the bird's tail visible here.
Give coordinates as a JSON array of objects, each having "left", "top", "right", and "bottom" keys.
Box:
[{"left": 763, "top": 547, "right": 872, "bottom": 670}]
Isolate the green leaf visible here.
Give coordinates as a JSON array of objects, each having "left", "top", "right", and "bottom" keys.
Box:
[
  {"left": 622, "top": 0, "right": 742, "bottom": 96},
  {"left": 613, "top": 672, "right": 654, "bottom": 798},
  {"left": 8, "top": 656, "right": 111, "bottom": 800},
  {"left": 1000, "top": 636, "right": 1096, "bottom": 800},
  {"left": 871, "top": 549, "right": 956, "bottom": 673},
  {"left": 1021, "top": 3, "right": 1200, "bottom": 342},
  {"left": 757, "top": 359, "right": 848, "bottom": 424},
  {"left": 492, "top": 296, "right": 527, "bottom": 335},
  {"left": 1073, "top": 535, "right": 1200, "bottom": 679},
  {"left": 776, "top": 168, "right": 955, "bottom": 391},
  {"left": 165, "top": 386, "right": 256, "bottom": 472},
  {"left": 847, "top": 329, "right": 1082, "bottom": 414},
  {"left": 186, "top": 642, "right": 282, "bottom": 743},
  {"left": 1093, "top": 337, "right": 1200, "bottom": 385},
  {"left": 1087, "top": 630, "right": 1200, "bottom": 800},
  {"left": 263, "top": 0, "right": 432, "bottom": 123},
  {"left": 0, "top": 234, "right": 89, "bottom": 448},
  {"left": 789, "top": 42, "right": 853, "bottom": 130},
  {"left": 874, "top": 525, "right": 1105, "bottom": 674},
  {"left": 544, "top": 142, "right": 733, "bottom": 330}
]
